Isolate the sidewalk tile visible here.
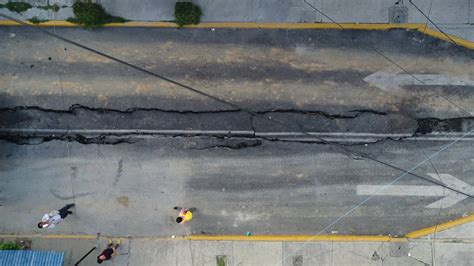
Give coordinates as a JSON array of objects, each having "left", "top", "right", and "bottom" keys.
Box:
[
  {"left": 433, "top": 242, "right": 474, "bottom": 266},
  {"left": 190, "top": 240, "right": 233, "bottom": 266},
  {"left": 101, "top": 0, "right": 175, "bottom": 21},
  {"left": 408, "top": 0, "right": 470, "bottom": 24},
  {"left": 198, "top": 0, "right": 258, "bottom": 22},
  {"left": 331, "top": 242, "right": 382, "bottom": 266},
  {"left": 128, "top": 239, "right": 192, "bottom": 266},
  {"left": 282, "top": 242, "right": 333, "bottom": 266},
  {"left": 233, "top": 241, "right": 282, "bottom": 266}
]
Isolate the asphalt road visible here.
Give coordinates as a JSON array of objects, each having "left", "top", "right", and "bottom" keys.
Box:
[
  {"left": 0, "top": 138, "right": 473, "bottom": 237},
  {"left": 0, "top": 26, "right": 473, "bottom": 237},
  {"left": 1, "top": 27, "right": 473, "bottom": 117}
]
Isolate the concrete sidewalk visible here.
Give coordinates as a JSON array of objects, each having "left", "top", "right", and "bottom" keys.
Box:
[
  {"left": 0, "top": 0, "right": 473, "bottom": 42},
  {"left": 2, "top": 222, "right": 474, "bottom": 265}
]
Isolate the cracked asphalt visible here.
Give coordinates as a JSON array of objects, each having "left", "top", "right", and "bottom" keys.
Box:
[{"left": 0, "top": 27, "right": 473, "bottom": 236}]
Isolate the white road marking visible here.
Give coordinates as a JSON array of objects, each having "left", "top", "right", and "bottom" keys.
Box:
[
  {"left": 364, "top": 67, "right": 474, "bottom": 92},
  {"left": 1, "top": 128, "right": 474, "bottom": 143},
  {"left": 357, "top": 174, "right": 473, "bottom": 208}
]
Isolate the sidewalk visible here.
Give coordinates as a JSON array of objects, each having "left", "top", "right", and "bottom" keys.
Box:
[
  {"left": 0, "top": 0, "right": 473, "bottom": 42},
  {"left": 2, "top": 221, "right": 474, "bottom": 266}
]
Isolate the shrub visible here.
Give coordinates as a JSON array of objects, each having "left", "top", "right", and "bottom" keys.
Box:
[
  {"left": 71, "top": 0, "right": 127, "bottom": 28},
  {"left": 3, "top": 2, "right": 32, "bottom": 13},
  {"left": 0, "top": 242, "right": 23, "bottom": 250},
  {"left": 174, "top": 2, "right": 202, "bottom": 27},
  {"left": 29, "top": 16, "right": 49, "bottom": 24}
]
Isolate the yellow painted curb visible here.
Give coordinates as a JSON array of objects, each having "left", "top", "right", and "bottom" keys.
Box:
[
  {"left": 1, "top": 20, "right": 472, "bottom": 50},
  {"left": 186, "top": 234, "right": 404, "bottom": 242},
  {"left": 422, "top": 27, "right": 474, "bottom": 50},
  {"left": 0, "top": 20, "right": 424, "bottom": 29},
  {"left": 406, "top": 214, "right": 474, "bottom": 239},
  {"left": 0, "top": 20, "right": 76, "bottom": 27},
  {"left": 167, "top": 22, "right": 424, "bottom": 30},
  {"left": 1, "top": 213, "right": 473, "bottom": 242}
]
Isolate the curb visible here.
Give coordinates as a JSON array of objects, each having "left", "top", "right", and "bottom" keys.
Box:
[
  {"left": 0, "top": 20, "right": 424, "bottom": 29},
  {"left": 0, "top": 20, "right": 473, "bottom": 50},
  {"left": 406, "top": 213, "right": 474, "bottom": 239},
  {"left": 0, "top": 19, "right": 472, "bottom": 243},
  {"left": 185, "top": 234, "right": 404, "bottom": 242},
  {"left": 1, "top": 214, "right": 472, "bottom": 242}
]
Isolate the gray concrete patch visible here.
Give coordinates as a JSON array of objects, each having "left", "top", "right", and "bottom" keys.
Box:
[
  {"left": 4, "top": 234, "right": 474, "bottom": 266},
  {"left": 101, "top": 0, "right": 175, "bottom": 21}
]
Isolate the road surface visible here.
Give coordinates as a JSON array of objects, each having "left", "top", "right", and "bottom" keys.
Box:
[{"left": 0, "top": 26, "right": 473, "bottom": 237}]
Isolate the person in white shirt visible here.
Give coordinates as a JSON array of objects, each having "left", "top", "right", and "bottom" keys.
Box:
[{"left": 38, "top": 203, "right": 75, "bottom": 229}]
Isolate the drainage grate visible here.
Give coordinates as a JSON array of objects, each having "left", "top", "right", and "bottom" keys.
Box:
[{"left": 389, "top": 6, "right": 408, "bottom": 23}]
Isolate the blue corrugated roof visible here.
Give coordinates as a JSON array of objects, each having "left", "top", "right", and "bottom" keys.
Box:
[{"left": 0, "top": 250, "right": 64, "bottom": 266}]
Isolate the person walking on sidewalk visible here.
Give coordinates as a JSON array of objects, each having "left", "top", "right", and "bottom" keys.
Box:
[
  {"left": 37, "top": 203, "right": 75, "bottom": 229},
  {"left": 174, "top": 206, "right": 196, "bottom": 224},
  {"left": 97, "top": 239, "right": 121, "bottom": 264}
]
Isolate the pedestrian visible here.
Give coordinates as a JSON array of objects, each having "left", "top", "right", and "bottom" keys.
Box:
[
  {"left": 174, "top": 206, "right": 196, "bottom": 224},
  {"left": 97, "top": 239, "right": 121, "bottom": 264},
  {"left": 37, "top": 203, "right": 75, "bottom": 229}
]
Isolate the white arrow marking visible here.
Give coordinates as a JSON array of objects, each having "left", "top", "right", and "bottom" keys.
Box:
[
  {"left": 364, "top": 68, "right": 474, "bottom": 91},
  {"left": 357, "top": 173, "right": 473, "bottom": 208}
]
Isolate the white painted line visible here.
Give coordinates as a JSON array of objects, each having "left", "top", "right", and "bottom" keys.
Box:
[
  {"left": 0, "top": 128, "right": 254, "bottom": 135},
  {"left": 357, "top": 174, "right": 473, "bottom": 208},
  {"left": 364, "top": 67, "right": 474, "bottom": 93},
  {"left": 0, "top": 128, "right": 473, "bottom": 142},
  {"left": 358, "top": 185, "right": 446, "bottom": 196},
  {"left": 256, "top": 132, "right": 411, "bottom": 137}
]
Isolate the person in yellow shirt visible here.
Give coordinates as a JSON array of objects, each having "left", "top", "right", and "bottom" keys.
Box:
[{"left": 174, "top": 206, "right": 196, "bottom": 224}]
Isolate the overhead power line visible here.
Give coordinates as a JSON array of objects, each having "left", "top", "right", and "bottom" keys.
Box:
[
  {"left": 409, "top": 0, "right": 459, "bottom": 46},
  {"left": 279, "top": 2, "right": 473, "bottom": 264},
  {"left": 0, "top": 13, "right": 471, "bottom": 199},
  {"left": 302, "top": 0, "right": 472, "bottom": 116}
]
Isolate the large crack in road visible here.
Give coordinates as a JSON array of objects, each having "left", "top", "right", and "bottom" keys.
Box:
[{"left": 0, "top": 104, "right": 473, "bottom": 146}]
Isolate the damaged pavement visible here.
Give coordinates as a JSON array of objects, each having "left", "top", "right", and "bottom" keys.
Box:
[
  {"left": 0, "top": 26, "right": 474, "bottom": 237},
  {"left": 0, "top": 104, "right": 473, "bottom": 145}
]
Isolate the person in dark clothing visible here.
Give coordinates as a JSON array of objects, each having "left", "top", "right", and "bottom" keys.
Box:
[
  {"left": 58, "top": 203, "right": 75, "bottom": 218},
  {"left": 97, "top": 239, "right": 120, "bottom": 264}
]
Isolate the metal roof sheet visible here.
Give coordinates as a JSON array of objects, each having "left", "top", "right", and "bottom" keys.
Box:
[{"left": 0, "top": 250, "right": 64, "bottom": 266}]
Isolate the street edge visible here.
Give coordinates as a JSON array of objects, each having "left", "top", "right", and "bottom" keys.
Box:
[
  {"left": 1, "top": 20, "right": 473, "bottom": 50},
  {"left": 405, "top": 213, "right": 474, "bottom": 239},
  {"left": 185, "top": 235, "right": 404, "bottom": 242},
  {"left": 2, "top": 212, "right": 472, "bottom": 242},
  {"left": 0, "top": 19, "right": 472, "bottom": 243}
]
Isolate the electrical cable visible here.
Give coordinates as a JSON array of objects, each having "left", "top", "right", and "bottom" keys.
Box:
[
  {"left": 412, "top": 10, "right": 443, "bottom": 265},
  {"left": 0, "top": 13, "right": 470, "bottom": 198},
  {"left": 411, "top": 0, "right": 433, "bottom": 87},
  {"left": 303, "top": 0, "right": 472, "bottom": 117},
  {"left": 279, "top": 2, "right": 473, "bottom": 263},
  {"left": 409, "top": 0, "right": 459, "bottom": 46},
  {"left": 425, "top": 153, "right": 444, "bottom": 266},
  {"left": 279, "top": 128, "right": 474, "bottom": 265},
  {"left": 52, "top": 22, "right": 76, "bottom": 208},
  {"left": 1, "top": 12, "right": 472, "bottom": 266},
  {"left": 412, "top": 3, "right": 442, "bottom": 262},
  {"left": 407, "top": 0, "right": 472, "bottom": 116}
]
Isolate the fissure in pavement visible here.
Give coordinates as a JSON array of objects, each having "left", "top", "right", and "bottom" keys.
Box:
[{"left": 0, "top": 104, "right": 473, "bottom": 146}]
